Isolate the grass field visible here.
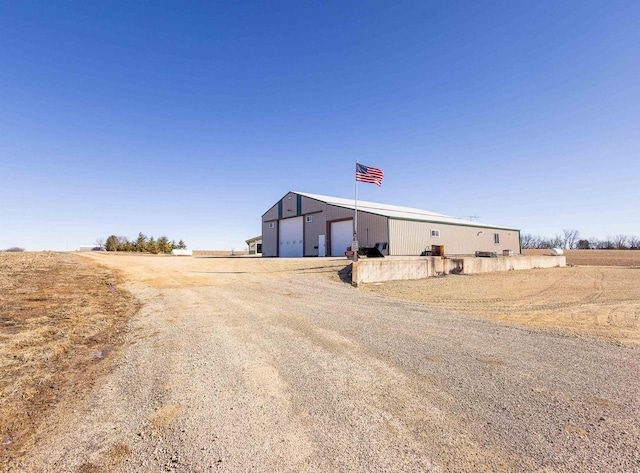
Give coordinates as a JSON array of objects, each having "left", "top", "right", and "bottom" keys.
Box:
[{"left": 0, "top": 252, "right": 137, "bottom": 460}]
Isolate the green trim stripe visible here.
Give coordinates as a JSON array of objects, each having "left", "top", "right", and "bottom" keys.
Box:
[{"left": 388, "top": 216, "right": 519, "bottom": 232}]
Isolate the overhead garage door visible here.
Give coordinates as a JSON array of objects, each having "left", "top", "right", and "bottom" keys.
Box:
[
  {"left": 330, "top": 220, "right": 353, "bottom": 257},
  {"left": 279, "top": 217, "right": 303, "bottom": 257}
]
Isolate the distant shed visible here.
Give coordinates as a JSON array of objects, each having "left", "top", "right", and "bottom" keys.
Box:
[
  {"left": 261, "top": 191, "right": 521, "bottom": 257},
  {"left": 171, "top": 249, "right": 193, "bottom": 256},
  {"left": 245, "top": 236, "right": 262, "bottom": 255}
]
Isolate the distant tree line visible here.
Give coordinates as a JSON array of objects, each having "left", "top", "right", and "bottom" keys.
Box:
[
  {"left": 521, "top": 229, "right": 640, "bottom": 250},
  {"left": 103, "top": 233, "right": 187, "bottom": 254},
  {"left": 2, "top": 247, "right": 25, "bottom": 252}
]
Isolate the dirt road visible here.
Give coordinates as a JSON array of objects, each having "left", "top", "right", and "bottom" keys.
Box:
[{"left": 13, "top": 254, "right": 640, "bottom": 472}]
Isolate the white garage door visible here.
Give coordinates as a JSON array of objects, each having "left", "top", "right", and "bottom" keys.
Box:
[
  {"left": 330, "top": 220, "right": 353, "bottom": 257},
  {"left": 279, "top": 217, "right": 303, "bottom": 257}
]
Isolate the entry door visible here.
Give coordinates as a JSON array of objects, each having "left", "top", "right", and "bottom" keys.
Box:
[
  {"left": 318, "top": 234, "right": 326, "bottom": 257},
  {"left": 330, "top": 220, "right": 353, "bottom": 257},
  {"left": 279, "top": 217, "right": 303, "bottom": 257}
]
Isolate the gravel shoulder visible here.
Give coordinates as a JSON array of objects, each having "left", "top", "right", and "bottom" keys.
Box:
[{"left": 11, "top": 254, "right": 640, "bottom": 472}]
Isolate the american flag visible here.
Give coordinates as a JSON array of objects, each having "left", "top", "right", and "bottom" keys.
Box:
[{"left": 356, "top": 163, "right": 384, "bottom": 186}]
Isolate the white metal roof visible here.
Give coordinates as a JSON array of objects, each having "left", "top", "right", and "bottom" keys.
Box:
[
  {"left": 294, "top": 191, "right": 517, "bottom": 230},
  {"left": 245, "top": 235, "right": 262, "bottom": 243}
]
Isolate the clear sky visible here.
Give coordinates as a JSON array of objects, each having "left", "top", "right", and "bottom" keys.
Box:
[{"left": 1, "top": 1, "right": 639, "bottom": 251}]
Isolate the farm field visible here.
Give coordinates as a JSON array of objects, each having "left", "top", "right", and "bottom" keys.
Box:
[
  {"left": 192, "top": 250, "right": 248, "bottom": 257},
  {"left": 523, "top": 248, "right": 640, "bottom": 266},
  {"left": 2, "top": 252, "right": 639, "bottom": 472},
  {"left": 362, "top": 264, "right": 640, "bottom": 343}
]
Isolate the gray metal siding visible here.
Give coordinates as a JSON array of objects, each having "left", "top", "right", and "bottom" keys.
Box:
[
  {"left": 326, "top": 205, "right": 388, "bottom": 250},
  {"left": 262, "top": 221, "right": 278, "bottom": 257},
  {"left": 354, "top": 212, "right": 389, "bottom": 248},
  {"left": 303, "top": 213, "right": 327, "bottom": 256},
  {"left": 301, "top": 196, "right": 326, "bottom": 215},
  {"left": 326, "top": 205, "right": 355, "bottom": 221},
  {"left": 263, "top": 204, "right": 279, "bottom": 222},
  {"left": 300, "top": 196, "right": 328, "bottom": 256},
  {"left": 388, "top": 219, "right": 521, "bottom": 256},
  {"left": 281, "top": 192, "right": 298, "bottom": 218}
]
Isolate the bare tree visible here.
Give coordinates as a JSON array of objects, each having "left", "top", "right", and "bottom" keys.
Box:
[
  {"left": 628, "top": 236, "right": 640, "bottom": 249},
  {"left": 600, "top": 238, "right": 615, "bottom": 249},
  {"left": 549, "top": 235, "right": 564, "bottom": 248},
  {"left": 587, "top": 237, "right": 600, "bottom": 249},
  {"left": 612, "top": 234, "right": 628, "bottom": 250},
  {"left": 562, "top": 229, "right": 580, "bottom": 249},
  {"left": 521, "top": 234, "right": 535, "bottom": 249}
]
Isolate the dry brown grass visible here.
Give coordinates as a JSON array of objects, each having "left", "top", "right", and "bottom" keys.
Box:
[
  {"left": 0, "top": 252, "right": 137, "bottom": 464},
  {"left": 362, "top": 265, "right": 640, "bottom": 344},
  {"left": 523, "top": 249, "right": 640, "bottom": 266}
]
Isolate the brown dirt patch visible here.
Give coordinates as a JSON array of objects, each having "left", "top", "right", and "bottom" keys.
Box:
[
  {"left": 524, "top": 249, "right": 640, "bottom": 266},
  {"left": 362, "top": 266, "right": 640, "bottom": 343},
  {"left": 147, "top": 404, "right": 182, "bottom": 429},
  {"left": 0, "top": 252, "right": 137, "bottom": 467}
]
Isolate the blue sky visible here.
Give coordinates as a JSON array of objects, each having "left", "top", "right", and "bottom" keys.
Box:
[{"left": 1, "top": 1, "right": 639, "bottom": 251}]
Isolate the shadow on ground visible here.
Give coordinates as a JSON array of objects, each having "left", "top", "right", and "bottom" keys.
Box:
[{"left": 338, "top": 264, "right": 353, "bottom": 284}]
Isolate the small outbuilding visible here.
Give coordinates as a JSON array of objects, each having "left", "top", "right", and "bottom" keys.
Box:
[
  {"left": 261, "top": 191, "right": 520, "bottom": 257},
  {"left": 245, "top": 236, "right": 262, "bottom": 255}
]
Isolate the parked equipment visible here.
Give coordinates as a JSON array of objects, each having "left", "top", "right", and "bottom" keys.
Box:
[
  {"left": 475, "top": 251, "right": 498, "bottom": 258},
  {"left": 356, "top": 242, "right": 388, "bottom": 258},
  {"left": 431, "top": 245, "right": 445, "bottom": 257}
]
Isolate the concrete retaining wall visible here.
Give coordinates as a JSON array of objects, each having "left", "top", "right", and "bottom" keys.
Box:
[{"left": 352, "top": 255, "right": 566, "bottom": 286}]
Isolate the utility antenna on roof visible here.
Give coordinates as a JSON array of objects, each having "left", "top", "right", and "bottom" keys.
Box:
[{"left": 460, "top": 215, "right": 481, "bottom": 221}]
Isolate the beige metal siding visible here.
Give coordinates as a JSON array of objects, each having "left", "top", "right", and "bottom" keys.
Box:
[
  {"left": 389, "top": 219, "right": 520, "bottom": 256},
  {"left": 262, "top": 221, "right": 278, "bottom": 257}
]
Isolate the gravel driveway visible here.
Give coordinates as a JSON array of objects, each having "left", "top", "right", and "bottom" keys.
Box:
[{"left": 16, "top": 255, "right": 640, "bottom": 472}]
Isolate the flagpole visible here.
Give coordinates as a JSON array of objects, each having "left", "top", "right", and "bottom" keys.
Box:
[{"left": 354, "top": 158, "right": 358, "bottom": 262}]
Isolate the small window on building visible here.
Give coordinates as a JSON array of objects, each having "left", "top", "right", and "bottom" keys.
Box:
[
  {"left": 431, "top": 229, "right": 440, "bottom": 238},
  {"left": 306, "top": 215, "right": 313, "bottom": 223},
  {"left": 269, "top": 222, "right": 275, "bottom": 229},
  {"left": 494, "top": 233, "right": 500, "bottom": 244}
]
